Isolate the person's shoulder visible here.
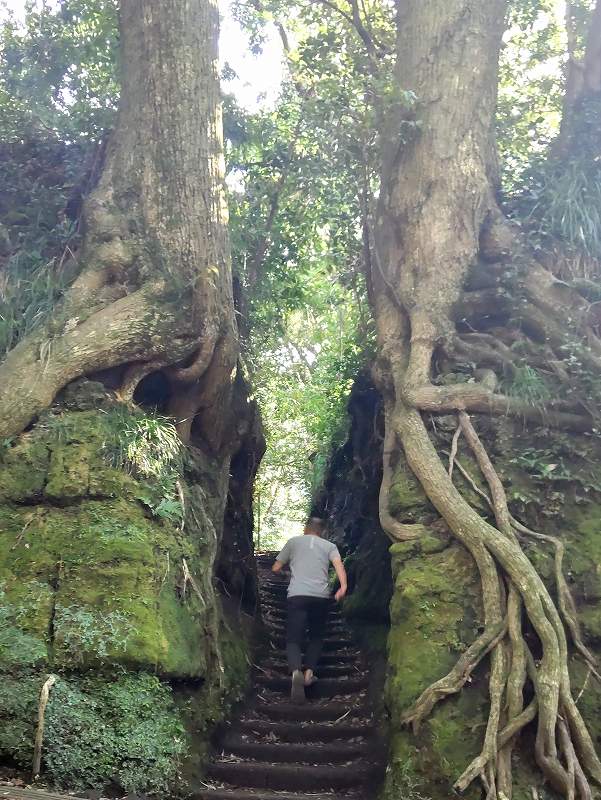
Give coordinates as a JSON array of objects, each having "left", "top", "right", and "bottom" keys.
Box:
[{"left": 320, "top": 537, "right": 337, "bottom": 549}]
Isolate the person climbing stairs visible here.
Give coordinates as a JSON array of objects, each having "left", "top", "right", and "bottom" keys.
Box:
[{"left": 198, "top": 551, "right": 385, "bottom": 800}]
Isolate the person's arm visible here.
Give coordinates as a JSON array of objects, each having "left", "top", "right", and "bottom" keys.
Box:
[
  {"left": 272, "top": 541, "right": 290, "bottom": 573},
  {"left": 332, "top": 557, "right": 347, "bottom": 602}
]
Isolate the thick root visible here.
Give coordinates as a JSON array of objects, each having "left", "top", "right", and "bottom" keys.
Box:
[
  {"left": 379, "top": 417, "right": 428, "bottom": 541},
  {"left": 402, "top": 619, "right": 507, "bottom": 731},
  {"left": 393, "top": 405, "right": 601, "bottom": 800}
]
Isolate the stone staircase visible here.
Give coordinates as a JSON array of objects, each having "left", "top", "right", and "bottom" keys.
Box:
[{"left": 198, "top": 552, "right": 385, "bottom": 800}]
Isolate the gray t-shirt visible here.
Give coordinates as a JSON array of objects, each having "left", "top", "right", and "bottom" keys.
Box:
[{"left": 276, "top": 535, "right": 341, "bottom": 598}]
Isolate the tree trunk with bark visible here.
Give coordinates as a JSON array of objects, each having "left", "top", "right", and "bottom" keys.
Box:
[
  {"left": 371, "top": 2, "right": 601, "bottom": 798},
  {"left": 0, "top": 1, "right": 258, "bottom": 787},
  {"left": 0, "top": 0, "right": 237, "bottom": 449}
]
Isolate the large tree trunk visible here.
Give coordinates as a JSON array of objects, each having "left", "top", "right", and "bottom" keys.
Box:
[
  {"left": 0, "top": 2, "right": 258, "bottom": 788},
  {"left": 0, "top": 0, "right": 237, "bottom": 446},
  {"left": 371, "top": 1, "right": 601, "bottom": 798}
]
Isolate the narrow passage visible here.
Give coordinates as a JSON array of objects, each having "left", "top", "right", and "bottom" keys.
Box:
[{"left": 200, "top": 552, "right": 384, "bottom": 800}]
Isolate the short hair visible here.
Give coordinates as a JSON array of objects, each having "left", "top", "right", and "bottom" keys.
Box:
[{"left": 305, "top": 516, "right": 326, "bottom": 533}]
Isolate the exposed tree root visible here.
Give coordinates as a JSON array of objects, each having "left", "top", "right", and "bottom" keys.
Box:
[
  {"left": 165, "top": 330, "right": 218, "bottom": 385},
  {"left": 451, "top": 451, "right": 601, "bottom": 687},
  {"left": 402, "top": 618, "right": 508, "bottom": 731},
  {"left": 118, "top": 359, "right": 165, "bottom": 403},
  {"left": 378, "top": 414, "right": 428, "bottom": 541},
  {"left": 32, "top": 674, "right": 57, "bottom": 778},
  {"left": 405, "top": 382, "right": 592, "bottom": 431},
  {"left": 512, "top": 519, "right": 601, "bottom": 684},
  {"left": 395, "top": 405, "right": 601, "bottom": 799}
]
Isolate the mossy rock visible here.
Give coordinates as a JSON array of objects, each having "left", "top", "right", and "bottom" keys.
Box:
[
  {"left": 384, "top": 540, "right": 488, "bottom": 799},
  {"left": 388, "top": 460, "right": 430, "bottom": 520},
  {"left": 0, "top": 408, "right": 222, "bottom": 677},
  {"left": 387, "top": 541, "right": 481, "bottom": 713},
  {"left": 0, "top": 404, "right": 252, "bottom": 793},
  {"left": 382, "top": 694, "right": 484, "bottom": 800},
  {"left": 0, "top": 498, "right": 213, "bottom": 676},
  {"left": 0, "top": 435, "right": 50, "bottom": 502}
]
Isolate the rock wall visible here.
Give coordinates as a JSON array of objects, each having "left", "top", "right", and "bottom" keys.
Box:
[
  {"left": 219, "top": 373, "right": 265, "bottom": 613},
  {"left": 0, "top": 379, "right": 257, "bottom": 793},
  {"left": 317, "top": 376, "right": 601, "bottom": 800}
]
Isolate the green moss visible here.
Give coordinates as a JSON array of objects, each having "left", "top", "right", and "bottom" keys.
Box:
[
  {"left": 389, "top": 539, "right": 420, "bottom": 563},
  {"left": 0, "top": 403, "right": 251, "bottom": 792},
  {"left": 556, "top": 505, "right": 601, "bottom": 640},
  {"left": 0, "top": 581, "right": 50, "bottom": 672},
  {"left": 0, "top": 410, "right": 218, "bottom": 677},
  {"left": 565, "top": 506, "right": 601, "bottom": 586},
  {"left": 0, "top": 674, "right": 42, "bottom": 763},
  {"left": 388, "top": 461, "right": 429, "bottom": 519},
  {"left": 568, "top": 656, "right": 601, "bottom": 746},
  {"left": 0, "top": 436, "right": 49, "bottom": 502},
  {"left": 387, "top": 542, "right": 481, "bottom": 709},
  {"left": 43, "top": 672, "right": 187, "bottom": 793},
  {"left": 221, "top": 621, "right": 251, "bottom": 698},
  {"left": 384, "top": 541, "right": 486, "bottom": 799},
  {"left": 45, "top": 444, "right": 91, "bottom": 501}
]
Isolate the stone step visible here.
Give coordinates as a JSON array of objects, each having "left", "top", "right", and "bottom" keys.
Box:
[
  {"left": 218, "top": 736, "right": 371, "bottom": 764},
  {"left": 248, "top": 701, "right": 369, "bottom": 723},
  {"left": 269, "top": 635, "right": 354, "bottom": 651},
  {"left": 258, "top": 662, "right": 362, "bottom": 679},
  {"left": 195, "top": 789, "right": 360, "bottom": 800},
  {"left": 264, "top": 619, "right": 344, "bottom": 636},
  {"left": 263, "top": 611, "right": 345, "bottom": 625},
  {"left": 231, "top": 719, "right": 375, "bottom": 742},
  {"left": 258, "top": 650, "right": 360, "bottom": 666},
  {"left": 256, "top": 674, "right": 369, "bottom": 697},
  {"left": 265, "top": 622, "right": 348, "bottom": 637},
  {"left": 261, "top": 606, "right": 342, "bottom": 621},
  {"left": 206, "top": 761, "right": 376, "bottom": 791},
  {"left": 261, "top": 582, "right": 289, "bottom": 593}
]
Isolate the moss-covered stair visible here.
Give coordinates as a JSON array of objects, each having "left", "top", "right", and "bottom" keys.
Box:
[{"left": 198, "top": 553, "right": 384, "bottom": 800}]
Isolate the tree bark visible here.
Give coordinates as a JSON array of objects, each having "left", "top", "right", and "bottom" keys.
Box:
[
  {"left": 371, "top": 1, "right": 601, "bottom": 797},
  {"left": 0, "top": 0, "right": 237, "bottom": 445},
  {"left": 558, "top": 0, "right": 601, "bottom": 151}
]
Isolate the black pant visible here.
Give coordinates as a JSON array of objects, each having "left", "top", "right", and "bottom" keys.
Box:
[{"left": 286, "top": 595, "right": 331, "bottom": 673}]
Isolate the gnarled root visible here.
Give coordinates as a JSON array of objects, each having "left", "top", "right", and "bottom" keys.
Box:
[
  {"left": 402, "top": 618, "right": 508, "bottom": 732},
  {"left": 378, "top": 405, "right": 428, "bottom": 541},
  {"left": 395, "top": 405, "right": 601, "bottom": 800}
]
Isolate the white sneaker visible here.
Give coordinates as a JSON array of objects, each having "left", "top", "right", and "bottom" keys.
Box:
[{"left": 291, "top": 669, "right": 306, "bottom": 704}]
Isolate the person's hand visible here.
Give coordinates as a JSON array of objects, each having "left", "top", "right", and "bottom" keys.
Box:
[{"left": 335, "top": 586, "right": 347, "bottom": 602}]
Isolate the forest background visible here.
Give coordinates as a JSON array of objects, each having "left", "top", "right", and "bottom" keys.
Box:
[{"left": 0, "top": 0, "right": 580, "bottom": 548}]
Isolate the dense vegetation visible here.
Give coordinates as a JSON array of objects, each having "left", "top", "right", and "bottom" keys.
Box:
[{"left": 1, "top": 0, "right": 601, "bottom": 797}]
